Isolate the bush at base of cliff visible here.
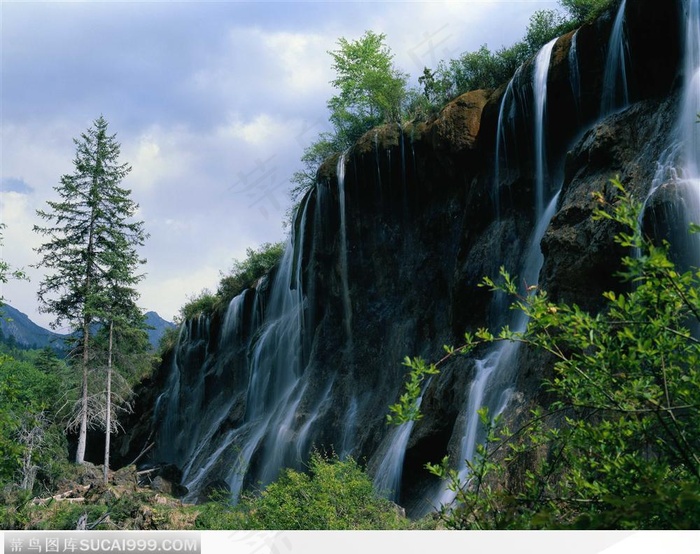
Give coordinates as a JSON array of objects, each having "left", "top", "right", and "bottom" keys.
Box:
[{"left": 196, "top": 453, "right": 410, "bottom": 530}]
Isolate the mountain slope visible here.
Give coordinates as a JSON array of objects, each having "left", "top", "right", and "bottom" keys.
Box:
[
  {"left": 144, "top": 311, "right": 176, "bottom": 349},
  {"left": 0, "top": 304, "right": 175, "bottom": 351},
  {"left": 0, "top": 304, "right": 67, "bottom": 351}
]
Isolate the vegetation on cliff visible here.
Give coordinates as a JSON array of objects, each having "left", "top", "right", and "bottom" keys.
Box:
[
  {"left": 289, "top": 0, "right": 616, "bottom": 217},
  {"left": 176, "top": 241, "right": 285, "bottom": 323},
  {"left": 392, "top": 182, "right": 700, "bottom": 529}
]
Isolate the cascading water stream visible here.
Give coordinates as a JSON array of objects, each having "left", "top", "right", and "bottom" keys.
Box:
[
  {"left": 373, "top": 389, "right": 427, "bottom": 503},
  {"left": 432, "top": 38, "right": 561, "bottom": 509},
  {"left": 154, "top": 190, "right": 317, "bottom": 503},
  {"left": 337, "top": 152, "right": 353, "bottom": 347},
  {"left": 534, "top": 39, "right": 558, "bottom": 219},
  {"left": 373, "top": 421, "right": 415, "bottom": 503},
  {"left": 569, "top": 30, "right": 582, "bottom": 119},
  {"left": 680, "top": 0, "right": 700, "bottom": 183},
  {"left": 600, "top": 0, "right": 630, "bottom": 116},
  {"left": 643, "top": 0, "right": 700, "bottom": 267},
  {"left": 227, "top": 191, "right": 313, "bottom": 494},
  {"left": 340, "top": 397, "right": 359, "bottom": 458},
  {"left": 494, "top": 65, "right": 526, "bottom": 217},
  {"left": 432, "top": 194, "right": 560, "bottom": 509}
]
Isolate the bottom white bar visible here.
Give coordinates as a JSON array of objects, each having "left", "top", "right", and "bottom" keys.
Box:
[{"left": 2, "top": 530, "right": 699, "bottom": 554}]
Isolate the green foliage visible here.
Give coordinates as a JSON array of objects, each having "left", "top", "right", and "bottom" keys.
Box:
[
  {"left": 391, "top": 180, "right": 700, "bottom": 529},
  {"left": 91, "top": 318, "right": 153, "bottom": 387},
  {"left": 251, "top": 453, "right": 401, "bottom": 529},
  {"left": 0, "top": 489, "right": 35, "bottom": 529},
  {"left": 559, "top": 0, "right": 616, "bottom": 23},
  {"left": 157, "top": 325, "right": 182, "bottom": 357},
  {"left": 33, "top": 115, "right": 145, "bottom": 331},
  {"left": 387, "top": 357, "right": 439, "bottom": 424},
  {"left": 287, "top": 31, "right": 408, "bottom": 221},
  {"left": 327, "top": 30, "right": 408, "bottom": 147},
  {"left": 287, "top": 135, "right": 340, "bottom": 225},
  {"left": 193, "top": 496, "right": 248, "bottom": 530},
  {"left": 217, "top": 242, "right": 285, "bottom": 304},
  {"left": 176, "top": 241, "right": 285, "bottom": 324},
  {"left": 0, "top": 352, "right": 70, "bottom": 490},
  {"left": 432, "top": 9, "right": 574, "bottom": 104},
  {"left": 177, "top": 290, "right": 218, "bottom": 323},
  {"left": 196, "top": 453, "right": 410, "bottom": 530}
]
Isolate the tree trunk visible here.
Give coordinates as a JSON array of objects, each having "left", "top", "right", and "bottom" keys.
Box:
[
  {"left": 76, "top": 176, "right": 98, "bottom": 465},
  {"left": 104, "top": 320, "right": 113, "bottom": 484},
  {"left": 75, "top": 316, "right": 90, "bottom": 464}
]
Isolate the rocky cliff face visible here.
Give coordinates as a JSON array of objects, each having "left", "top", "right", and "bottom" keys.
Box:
[{"left": 115, "top": 0, "right": 694, "bottom": 516}]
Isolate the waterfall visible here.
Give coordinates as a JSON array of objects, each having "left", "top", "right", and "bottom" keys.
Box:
[
  {"left": 294, "top": 379, "right": 335, "bottom": 464},
  {"left": 494, "top": 65, "right": 526, "bottom": 217},
  {"left": 373, "top": 392, "right": 426, "bottom": 502},
  {"left": 229, "top": 190, "right": 313, "bottom": 493},
  {"left": 157, "top": 316, "right": 217, "bottom": 467},
  {"left": 600, "top": 0, "right": 630, "bottom": 116},
  {"left": 340, "top": 397, "right": 359, "bottom": 458},
  {"left": 677, "top": 0, "right": 700, "bottom": 184},
  {"left": 372, "top": 421, "right": 415, "bottom": 502},
  {"left": 569, "top": 30, "right": 582, "bottom": 119},
  {"left": 153, "top": 189, "right": 318, "bottom": 502},
  {"left": 644, "top": 0, "right": 700, "bottom": 267},
  {"left": 219, "top": 292, "right": 248, "bottom": 347},
  {"left": 433, "top": 195, "right": 560, "bottom": 509},
  {"left": 534, "top": 39, "right": 558, "bottom": 219},
  {"left": 337, "top": 152, "right": 353, "bottom": 346},
  {"left": 432, "top": 38, "right": 560, "bottom": 509}
]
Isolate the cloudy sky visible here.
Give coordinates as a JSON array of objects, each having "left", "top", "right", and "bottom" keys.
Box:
[{"left": 2, "top": 0, "right": 560, "bottom": 329}]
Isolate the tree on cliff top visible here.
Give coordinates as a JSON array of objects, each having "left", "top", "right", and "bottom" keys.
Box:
[
  {"left": 327, "top": 30, "right": 408, "bottom": 149},
  {"left": 33, "top": 116, "right": 148, "bottom": 464},
  {"left": 560, "top": 0, "right": 616, "bottom": 23},
  {"left": 287, "top": 31, "right": 407, "bottom": 218}
]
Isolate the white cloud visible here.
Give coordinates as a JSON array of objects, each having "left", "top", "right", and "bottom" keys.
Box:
[
  {"left": 262, "top": 31, "right": 334, "bottom": 97},
  {"left": 123, "top": 125, "right": 198, "bottom": 196},
  {"left": 222, "top": 113, "right": 286, "bottom": 146},
  {"left": 140, "top": 265, "right": 222, "bottom": 323},
  {"left": 0, "top": 191, "right": 51, "bottom": 328}
]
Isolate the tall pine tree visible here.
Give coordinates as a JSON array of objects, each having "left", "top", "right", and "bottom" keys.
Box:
[{"left": 34, "top": 116, "right": 147, "bottom": 464}]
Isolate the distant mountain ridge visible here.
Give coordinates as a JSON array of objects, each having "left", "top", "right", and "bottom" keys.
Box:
[
  {"left": 144, "top": 311, "right": 177, "bottom": 349},
  {"left": 0, "top": 304, "right": 175, "bottom": 351},
  {"left": 0, "top": 304, "right": 66, "bottom": 351}
]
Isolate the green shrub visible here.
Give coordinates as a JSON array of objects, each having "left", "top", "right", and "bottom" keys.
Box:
[
  {"left": 175, "top": 242, "right": 285, "bottom": 324},
  {"left": 193, "top": 495, "right": 247, "bottom": 530},
  {"left": 195, "top": 453, "right": 410, "bottom": 530},
  {"left": 243, "top": 452, "right": 409, "bottom": 529},
  {"left": 176, "top": 290, "right": 218, "bottom": 323},
  {"left": 217, "top": 242, "right": 285, "bottom": 305},
  {"left": 559, "top": 0, "right": 616, "bottom": 23}
]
